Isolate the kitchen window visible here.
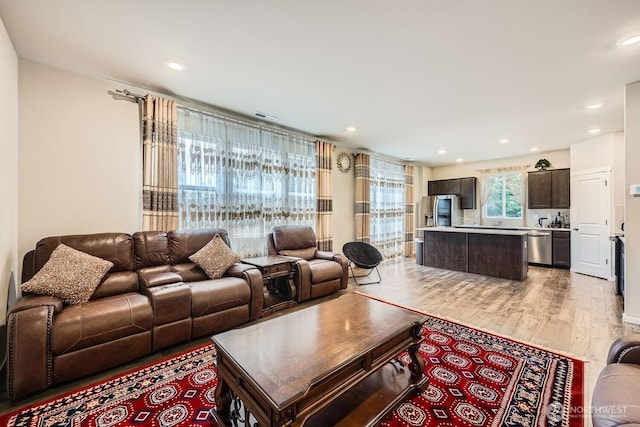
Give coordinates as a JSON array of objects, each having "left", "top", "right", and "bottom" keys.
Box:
[{"left": 484, "top": 172, "right": 523, "bottom": 219}]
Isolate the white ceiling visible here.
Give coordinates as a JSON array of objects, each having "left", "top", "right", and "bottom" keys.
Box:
[{"left": 1, "top": 0, "right": 639, "bottom": 166}]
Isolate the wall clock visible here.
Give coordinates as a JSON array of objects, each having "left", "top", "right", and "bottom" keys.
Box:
[{"left": 336, "top": 152, "right": 352, "bottom": 173}]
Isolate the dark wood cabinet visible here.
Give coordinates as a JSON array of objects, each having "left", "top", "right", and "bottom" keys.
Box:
[
  {"left": 423, "top": 231, "right": 467, "bottom": 272},
  {"left": 468, "top": 233, "right": 528, "bottom": 281},
  {"left": 460, "top": 177, "right": 477, "bottom": 209},
  {"left": 551, "top": 168, "right": 570, "bottom": 208},
  {"left": 422, "top": 229, "right": 528, "bottom": 281},
  {"left": 428, "top": 177, "right": 477, "bottom": 209},
  {"left": 528, "top": 168, "right": 570, "bottom": 209},
  {"left": 552, "top": 230, "right": 571, "bottom": 267},
  {"left": 528, "top": 170, "right": 552, "bottom": 208},
  {"left": 428, "top": 179, "right": 460, "bottom": 196}
]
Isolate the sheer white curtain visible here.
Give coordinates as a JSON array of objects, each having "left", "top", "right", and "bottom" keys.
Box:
[
  {"left": 177, "top": 108, "right": 316, "bottom": 256},
  {"left": 370, "top": 157, "right": 405, "bottom": 259}
]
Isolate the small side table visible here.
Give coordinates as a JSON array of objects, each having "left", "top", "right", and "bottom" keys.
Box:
[{"left": 241, "top": 255, "right": 297, "bottom": 314}]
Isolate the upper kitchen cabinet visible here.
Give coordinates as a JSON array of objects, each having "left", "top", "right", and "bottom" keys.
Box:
[
  {"left": 428, "top": 178, "right": 460, "bottom": 196},
  {"left": 460, "top": 177, "right": 477, "bottom": 209},
  {"left": 550, "top": 168, "right": 570, "bottom": 208},
  {"left": 428, "top": 177, "right": 477, "bottom": 209},
  {"left": 528, "top": 168, "right": 570, "bottom": 209}
]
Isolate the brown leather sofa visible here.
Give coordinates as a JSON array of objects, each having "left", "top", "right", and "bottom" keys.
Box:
[
  {"left": 592, "top": 335, "right": 640, "bottom": 426},
  {"left": 7, "top": 229, "right": 263, "bottom": 400},
  {"left": 267, "top": 225, "right": 348, "bottom": 302}
]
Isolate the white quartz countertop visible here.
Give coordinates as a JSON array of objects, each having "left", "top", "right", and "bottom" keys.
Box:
[
  {"left": 417, "top": 226, "right": 530, "bottom": 236},
  {"left": 453, "top": 224, "right": 571, "bottom": 232}
]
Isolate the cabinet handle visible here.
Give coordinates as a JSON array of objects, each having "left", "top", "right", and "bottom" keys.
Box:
[{"left": 572, "top": 228, "right": 579, "bottom": 231}]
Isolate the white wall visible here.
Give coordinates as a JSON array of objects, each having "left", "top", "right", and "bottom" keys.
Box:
[
  {"left": 430, "top": 150, "right": 570, "bottom": 227},
  {"left": 624, "top": 81, "right": 640, "bottom": 323},
  {"left": 332, "top": 147, "right": 356, "bottom": 254},
  {"left": 570, "top": 132, "right": 624, "bottom": 281},
  {"left": 613, "top": 132, "right": 626, "bottom": 231},
  {"left": 18, "top": 60, "right": 141, "bottom": 265},
  {"left": 0, "top": 17, "right": 18, "bottom": 323}
]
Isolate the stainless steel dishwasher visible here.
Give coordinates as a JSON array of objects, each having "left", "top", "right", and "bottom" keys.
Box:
[{"left": 528, "top": 230, "right": 552, "bottom": 265}]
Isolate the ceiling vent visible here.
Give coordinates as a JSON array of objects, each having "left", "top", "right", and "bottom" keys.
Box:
[{"left": 254, "top": 112, "right": 279, "bottom": 121}]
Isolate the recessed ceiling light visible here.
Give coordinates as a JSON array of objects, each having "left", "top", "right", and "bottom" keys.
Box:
[
  {"left": 167, "top": 61, "right": 186, "bottom": 71},
  {"left": 618, "top": 34, "right": 640, "bottom": 47},
  {"left": 499, "top": 139, "right": 509, "bottom": 144},
  {"left": 456, "top": 158, "right": 464, "bottom": 162},
  {"left": 437, "top": 148, "right": 446, "bottom": 155},
  {"left": 588, "top": 128, "right": 601, "bottom": 134},
  {"left": 346, "top": 126, "right": 357, "bottom": 132},
  {"left": 530, "top": 147, "right": 539, "bottom": 152},
  {"left": 586, "top": 103, "right": 602, "bottom": 110}
]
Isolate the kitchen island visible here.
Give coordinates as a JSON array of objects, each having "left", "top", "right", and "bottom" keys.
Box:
[{"left": 417, "top": 227, "right": 529, "bottom": 281}]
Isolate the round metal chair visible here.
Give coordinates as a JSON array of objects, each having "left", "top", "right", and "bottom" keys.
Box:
[{"left": 342, "top": 242, "right": 383, "bottom": 285}]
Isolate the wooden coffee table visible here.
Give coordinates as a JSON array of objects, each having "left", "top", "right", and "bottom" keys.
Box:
[{"left": 210, "top": 293, "right": 428, "bottom": 426}]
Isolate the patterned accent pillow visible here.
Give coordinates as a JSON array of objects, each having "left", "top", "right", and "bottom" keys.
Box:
[
  {"left": 21, "top": 244, "right": 114, "bottom": 305},
  {"left": 189, "top": 234, "right": 240, "bottom": 279}
]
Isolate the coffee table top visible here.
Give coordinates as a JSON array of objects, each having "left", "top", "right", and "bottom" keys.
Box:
[{"left": 211, "top": 292, "right": 427, "bottom": 408}]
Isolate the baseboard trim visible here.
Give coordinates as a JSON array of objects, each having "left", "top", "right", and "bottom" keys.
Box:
[{"left": 622, "top": 313, "right": 640, "bottom": 325}]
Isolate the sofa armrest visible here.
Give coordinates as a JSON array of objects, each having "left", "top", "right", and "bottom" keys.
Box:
[
  {"left": 607, "top": 335, "right": 640, "bottom": 365},
  {"left": 224, "top": 263, "right": 256, "bottom": 278},
  {"left": 138, "top": 271, "right": 183, "bottom": 288},
  {"left": 315, "top": 252, "right": 349, "bottom": 289},
  {"left": 8, "top": 294, "right": 63, "bottom": 316},
  {"left": 7, "top": 302, "right": 56, "bottom": 399},
  {"left": 240, "top": 267, "right": 264, "bottom": 320},
  {"left": 292, "top": 259, "right": 312, "bottom": 302}
]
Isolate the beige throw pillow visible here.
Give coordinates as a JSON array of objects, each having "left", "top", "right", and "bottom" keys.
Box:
[
  {"left": 189, "top": 234, "right": 240, "bottom": 279},
  {"left": 21, "top": 244, "right": 114, "bottom": 305}
]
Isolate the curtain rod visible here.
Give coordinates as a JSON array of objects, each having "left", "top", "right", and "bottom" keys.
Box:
[
  {"left": 109, "top": 88, "right": 145, "bottom": 101},
  {"left": 110, "top": 87, "right": 320, "bottom": 142}
]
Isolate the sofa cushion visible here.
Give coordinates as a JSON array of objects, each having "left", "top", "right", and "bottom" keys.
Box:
[
  {"left": 272, "top": 225, "right": 317, "bottom": 251},
  {"left": 279, "top": 247, "right": 317, "bottom": 261},
  {"left": 52, "top": 293, "right": 153, "bottom": 355},
  {"left": 592, "top": 363, "right": 640, "bottom": 426},
  {"left": 21, "top": 244, "right": 114, "bottom": 305},
  {"left": 190, "top": 277, "right": 251, "bottom": 317},
  {"left": 308, "top": 258, "right": 344, "bottom": 284},
  {"left": 189, "top": 234, "right": 240, "bottom": 279},
  {"left": 169, "top": 229, "right": 231, "bottom": 264}
]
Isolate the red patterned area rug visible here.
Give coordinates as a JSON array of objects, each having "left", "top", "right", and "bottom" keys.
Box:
[{"left": 0, "top": 304, "right": 584, "bottom": 427}]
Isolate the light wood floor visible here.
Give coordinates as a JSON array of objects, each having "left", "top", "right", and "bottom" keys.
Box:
[{"left": 2, "top": 258, "right": 637, "bottom": 418}]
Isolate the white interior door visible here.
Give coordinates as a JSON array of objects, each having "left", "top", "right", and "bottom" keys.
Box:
[{"left": 571, "top": 170, "right": 612, "bottom": 279}]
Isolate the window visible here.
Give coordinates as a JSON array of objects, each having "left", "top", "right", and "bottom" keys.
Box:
[
  {"left": 177, "top": 108, "right": 316, "bottom": 256},
  {"left": 370, "top": 157, "right": 405, "bottom": 258},
  {"left": 484, "top": 172, "right": 523, "bottom": 218}
]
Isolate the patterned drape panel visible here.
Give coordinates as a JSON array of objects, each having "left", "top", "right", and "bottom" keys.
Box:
[
  {"left": 177, "top": 108, "right": 316, "bottom": 257},
  {"left": 354, "top": 153, "right": 371, "bottom": 243},
  {"left": 142, "top": 95, "right": 179, "bottom": 231},
  {"left": 316, "top": 141, "right": 334, "bottom": 251},
  {"left": 370, "top": 157, "right": 405, "bottom": 258},
  {"left": 404, "top": 164, "right": 415, "bottom": 257}
]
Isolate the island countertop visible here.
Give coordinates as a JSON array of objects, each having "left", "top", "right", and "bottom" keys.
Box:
[{"left": 417, "top": 226, "right": 529, "bottom": 236}]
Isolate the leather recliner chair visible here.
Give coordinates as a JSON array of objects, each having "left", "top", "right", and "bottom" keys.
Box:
[
  {"left": 592, "top": 335, "right": 640, "bottom": 426},
  {"left": 267, "top": 225, "right": 348, "bottom": 302}
]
